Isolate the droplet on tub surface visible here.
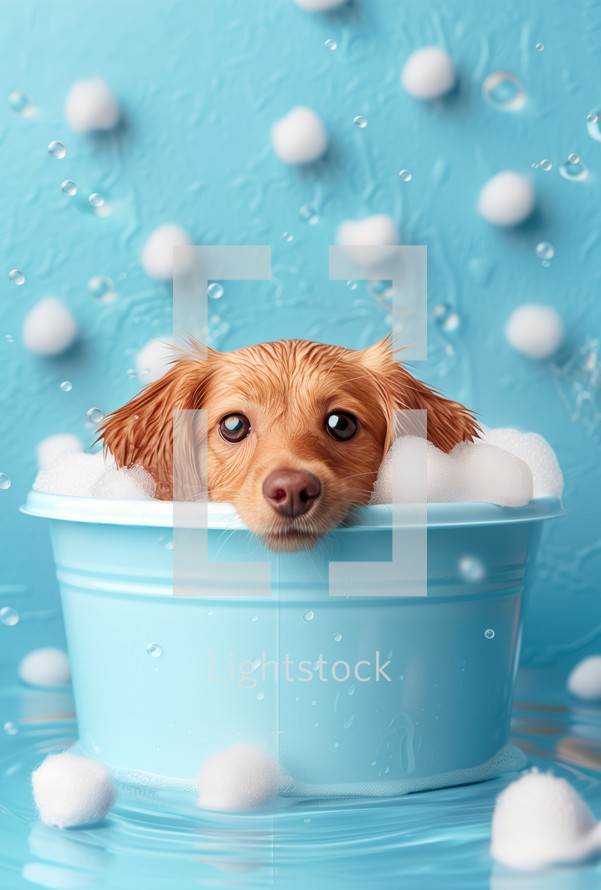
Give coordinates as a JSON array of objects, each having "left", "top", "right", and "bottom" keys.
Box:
[
  {"left": 536, "top": 242, "right": 554, "bottom": 261},
  {"left": 459, "top": 556, "right": 485, "bottom": 583},
  {"left": 88, "top": 275, "right": 115, "bottom": 303},
  {"left": 586, "top": 109, "right": 601, "bottom": 142},
  {"left": 86, "top": 408, "right": 105, "bottom": 425},
  {"left": 208, "top": 283, "right": 224, "bottom": 300},
  {"left": 8, "top": 269, "right": 25, "bottom": 286},
  {"left": 88, "top": 192, "right": 105, "bottom": 208},
  {"left": 482, "top": 71, "right": 526, "bottom": 111},
  {"left": 61, "top": 180, "right": 77, "bottom": 196},
  {"left": 559, "top": 154, "right": 588, "bottom": 181},
  {"left": 47, "top": 141, "right": 66, "bottom": 159},
  {"left": 0, "top": 607, "right": 19, "bottom": 626},
  {"left": 303, "top": 610, "right": 315, "bottom": 622},
  {"left": 8, "top": 90, "right": 34, "bottom": 116},
  {"left": 540, "top": 159, "right": 552, "bottom": 171},
  {"left": 146, "top": 643, "right": 163, "bottom": 658}
]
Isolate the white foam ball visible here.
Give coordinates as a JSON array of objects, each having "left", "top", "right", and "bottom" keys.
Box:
[
  {"left": 19, "top": 648, "right": 71, "bottom": 688},
  {"left": 505, "top": 304, "right": 564, "bottom": 359},
  {"left": 141, "top": 224, "right": 192, "bottom": 281},
  {"left": 490, "top": 770, "right": 601, "bottom": 870},
  {"left": 37, "top": 435, "right": 84, "bottom": 472},
  {"left": 22, "top": 298, "right": 78, "bottom": 357},
  {"left": 336, "top": 214, "right": 401, "bottom": 266},
  {"left": 197, "top": 743, "right": 280, "bottom": 812},
  {"left": 32, "top": 752, "right": 115, "bottom": 828},
  {"left": 567, "top": 656, "right": 601, "bottom": 701},
  {"left": 480, "top": 428, "right": 563, "bottom": 498},
  {"left": 478, "top": 171, "right": 535, "bottom": 227},
  {"left": 292, "top": 0, "right": 347, "bottom": 10},
  {"left": 401, "top": 47, "right": 456, "bottom": 100},
  {"left": 135, "top": 338, "right": 174, "bottom": 383},
  {"left": 34, "top": 451, "right": 108, "bottom": 497},
  {"left": 90, "top": 465, "right": 156, "bottom": 500},
  {"left": 64, "top": 78, "right": 120, "bottom": 133},
  {"left": 271, "top": 106, "right": 328, "bottom": 165}
]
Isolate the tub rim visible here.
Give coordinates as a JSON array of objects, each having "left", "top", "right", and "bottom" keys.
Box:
[{"left": 21, "top": 490, "right": 565, "bottom": 530}]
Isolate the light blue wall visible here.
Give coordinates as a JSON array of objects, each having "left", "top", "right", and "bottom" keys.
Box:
[{"left": 1, "top": 0, "right": 600, "bottom": 672}]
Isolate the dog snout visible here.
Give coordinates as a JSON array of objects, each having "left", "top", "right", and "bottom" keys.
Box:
[{"left": 262, "top": 469, "right": 321, "bottom": 519}]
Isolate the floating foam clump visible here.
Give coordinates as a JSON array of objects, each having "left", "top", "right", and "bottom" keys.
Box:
[
  {"left": 370, "top": 438, "right": 533, "bottom": 506},
  {"left": 19, "top": 648, "right": 71, "bottom": 688},
  {"left": 479, "top": 428, "right": 563, "bottom": 498},
  {"left": 401, "top": 47, "right": 456, "bottom": 99},
  {"left": 91, "top": 465, "right": 156, "bottom": 500},
  {"left": 505, "top": 304, "right": 564, "bottom": 359},
  {"left": 141, "top": 224, "right": 192, "bottom": 281},
  {"left": 22, "top": 298, "right": 78, "bottom": 357},
  {"left": 336, "top": 214, "right": 401, "bottom": 266},
  {"left": 490, "top": 770, "right": 601, "bottom": 870},
  {"left": 64, "top": 78, "right": 120, "bottom": 133},
  {"left": 34, "top": 450, "right": 155, "bottom": 500},
  {"left": 32, "top": 752, "right": 115, "bottom": 828},
  {"left": 292, "top": 0, "right": 347, "bottom": 10},
  {"left": 567, "top": 656, "right": 601, "bottom": 701},
  {"left": 136, "top": 338, "right": 174, "bottom": 383},
  {"left": 197, "top": 743, "right": 280, "bottom": 812},
  {"left": 37, "top": 434, "right": 84, "bottom": 471},
  {"left": 271, "top": 106, "right": 328, "bottom": 164},
  {"left": 478, "top": 171, "right": 535, "bottom": 226}
]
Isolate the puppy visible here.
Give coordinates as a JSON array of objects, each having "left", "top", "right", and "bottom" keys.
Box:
[{"left": 100, "top": 337, "right": 479, "bottom": 551}]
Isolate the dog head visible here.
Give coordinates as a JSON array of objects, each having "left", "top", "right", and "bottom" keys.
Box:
[{"left": 100, "top": 337, "right": 479, "bottom": 550}]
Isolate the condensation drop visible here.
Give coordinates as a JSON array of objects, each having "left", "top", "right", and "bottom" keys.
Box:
[
  {"left": 482, "top": 71, "right": 526, "bottom": 111},
  {"left": 0, "top": 607, "right": 19, "bottom": 626},
  {"left": 147, "top": 642, "right": 163, "bottom": 658},
  {"left": 8, "top": 270, "right": 25, "bottom": 286},
  {"left": 47, "top": 141, "right": 66, "bottom": 159}
]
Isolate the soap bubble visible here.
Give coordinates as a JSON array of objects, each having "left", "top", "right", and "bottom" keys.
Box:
[
  {"left": 86, "top": 407, "right": 105, "bottom": 425},
  {"left": 8, "top": 269, "right": 25, "bottom": 286},
  {"left": 398, "top": 169, "right": 413, "bottom": 181},
  {"left": 146, "top": 643, "right": 163, "bottom": 658},
  {"left": 282, "top": 231, "right": 293, "bottom": 242},
  {"left": 353, "top": 115, "right": 367, "bottom": 128},
  {"left": 299, "top": 204, "right": 319, "bottom": 224},
  {"left": 8, "top": 90, "right": 34, "bottom": 116},
  {"left": 88, "top": 192, "right": 105, "bottom": 208},
  {"left": 536, "top": 242, "right": 555, "bottom": 260},
  {"left": 586, "top": 108, "right": 601, "bottom": 142},
  {"left": 3, "top": 722, "right": 18, "bottom": 735},
  {"left": 334, "top": 633, "right": 342, "bottom": 642},
  {"left": 61, "top": 180, "right": 77, "bottom": 196},
  {"left": 540, "top": 159, "right": 552, "bottom": 171},
  {"left": 433, "top": 302, "right": 461, "bottom": 332},
  {"left": 47, "top": 141, "right": 66, "bottom": 159},
  {"left": 0, "top": 607, "right": 19, "bottom": 626},
  {"left": 0, "top": 473, "right": 11, "bottom": 490},
  {"left": 559, "top": 154, "right": 588, "bottom": 181},
  {"left": 60, "top": 381, "right": 72, "bottom": 392},
  {"left": 535, "top": 42, "right": 544, "bottom": 52},
  {"left": 88, "top": 275, "right": 115, "bottom": 304},
  {"left": 325, "top": 39, "right": 337, "bottom": 50},
  {"left": 485, "top": 628, "right": 496, "bottom": 640},
  {"left": 482, "top": 71, "right": 526, "bottom": 111},
  {"left": 207, "top": 283, "right": 224, "bottom": 300},
  {"left": 303, "top": 610, "right": 315, "bottom": 622}
]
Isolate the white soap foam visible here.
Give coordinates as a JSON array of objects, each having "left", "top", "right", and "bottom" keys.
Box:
[
  {"left": 336, "top": 214, "right": 401, "bottom": 266},
  {"left": 505, "top": 304, "right": 564, "bottom": 359},
  {"left": 271, "top": 106, "right": 328, "bottom": 165},
  {"left": 64, "top": 77, "right": 120, "bottom": 133},
  {"left": 370, "top": 437, "right": 533, "bottom": 506},
  {"left": 141, "top": 223, "right": 192, "bottom": 281},
  {"left": 197, "top": 742, "right": 280, "bottom": 812},
  {"left": 34, "top": 451, "right": 155, "bottom": 500},
  {"left": 478, "top": 427, "right": 563, "bottom": 498},
  {"left": 18, "top": 647, "right": 71, "bottom": 688},
  {"left": 22, "top": 297, "right": 78, "bottom": 357},
  {"left": 567, "top": 656, "right": 601, "bottom": 701},
  {"left": 32, "top": 751, "right": 115, "bottom": 829},
  {"left": 478, "top": 171, "right": 535, "bottom": 227},
  {"left": 490, "top": 770, "right": 601, "bottom": 870},
  {"left": 90, "top": 465, "right": 156, "bottom": 500},
  {"left": 401, "top": 46, "right": 456, "bottom": 100},
  {"left": 36, "top": 434, "right": 84, "bottom": 471}
]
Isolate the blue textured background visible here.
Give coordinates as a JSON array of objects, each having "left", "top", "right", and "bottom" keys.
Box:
[{"left": 1, "top": 0, "right": 600, "bottom": 679}]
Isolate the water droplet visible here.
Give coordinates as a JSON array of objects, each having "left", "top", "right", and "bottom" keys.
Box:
[
  {"left": 531, "top": 162, "right": 539, "bottom": 169},
  {"left": 541, "top": 260, "right": 551, "bottom": 268},
  {"left": 347, "top": 684, "right": 355, "bottom": 696},
  {"left": 484, "top": 628, "right": 495, "bottom": 640},
  {"left": 89, "top": 192, "right": 105, "bottom": 208},
  {"left": 325, "top": 38, "right": 337, "bottom": 50},
  {"left": 0, "top": 607, "right": 19, "bottom": 626},
  {"left": 535, "top": 42, "right": 544, "bottom": 52},
  {"left": 60, "top": 381, "right": 72, "bottom": 392},
  {"left": 282, "top": 231, "right": 293, "bottom": 242},
  {"left": 256, "top": 692, "right": 265, "bottom": 701},
  {"left": 433, "top": 302, "right": 461, "bottom": 332},
  {"left": 353, "top": 115, "right": 367, "bottom": 128},
  {"left": 587, "top": 112, "right": 598, "bottom": 124},
  {"left": 299, "top": 204, "right": 319, "bottom": 224},
  {"left": 47, "top": 141, "right": 66, "bottom": 159},
  {"left": 147, "top": 642, "right": 163, "bottom": 658},
  {"left": 398, "top": 169, "right": 412, "bottom": 182},
  {"left": 251, "top": 615, "right": 259, "bottom": 623},
  {"left": 8, "top": 90, "right": 34, "bottom": 116},
  {"left": 3, "top": 721, "right": 18, "bottom": 736},
  {"left": 304, "top": 818, "right": 311, "bottom": 824},
  {"left": 5, "top": 334, "right": 14, "bottom": 343},
  {"left": 568, "top": 153, "right": 580, "bottom": 165},
  {"left": 459, "top": 556, "right": 485, "bottom": 582},
  {"left": 343, "top": 714, "right": 355, "bottom": 730},
  {"left": 482, "top": 71, "right": 526, "bottom": 111},
  {"left": 540, "top": 159, "right": 552, "bottom": 171},
  {"left": 346, "top": 280, "right": 358, "bottom": 291},
  {"left": 0, "top": 474, "right": 11, "bottom": 491},
  {"left": 207, "top": 283, "right": 224, "bottom": 300},
  {"left": 86, "top": 407, "right": 105, "bottom": 425},
  {"left": 586, "top": 107, "right": 601, "bottom": 142},
  {"left": 333, "top": 633, "right": 342, "bottom": 642},
  {"left": 88, "top": 275, "right": 115, "bottom": 304},
  {"left": 126, "top": 368, "right": 137, "bottom": 379},
  {"left": 61, "top": 180, "right": 77, "bottom": 196},
  {"left": 303, "top": 610, "right": 315, "bottom": 622},
  {"left": 536, "top": 242, "right": 555, "bottom": 261},
  {"left": 8, "top": 269, "right": 25, "bottom": 286},
  {"left": 163, "top": 539, "right": 174, "bottom": 551},
  {"left": 559, "top": 155, "right": 588, "bottom": 181}
]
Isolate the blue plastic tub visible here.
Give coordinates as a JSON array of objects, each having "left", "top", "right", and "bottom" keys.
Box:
[{"left": 22, "top": 491, "right": 562, "bottom": 798}]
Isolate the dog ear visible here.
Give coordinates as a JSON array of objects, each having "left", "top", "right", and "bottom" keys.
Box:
[
  {"left": 361, "top": 337, "right": 480, "bottom": 453},
  {"left": 99, "top": 354, "right": 213, "bottom": 499}
]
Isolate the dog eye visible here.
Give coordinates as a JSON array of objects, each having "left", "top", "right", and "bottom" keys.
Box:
[
  {"left": 325, "top": 412, "right": 358, "bottom": 442},
  {"left": 219, "top": 413, "right": 251, "bottom": 443}
]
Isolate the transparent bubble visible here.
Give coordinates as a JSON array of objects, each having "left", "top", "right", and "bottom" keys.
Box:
[
  {"left": 88, "top": 276, "right": 115, "bottom": 305},
  {"left": 282, "top": 231, "right": 293, "bottom": 242},
  {"left": 587, "top": 113, "right": 598, "bottom": 124},
  {"left": 568, "top": 153, "right": 580, "bottom": 164},
  {"left": 251, "top": 615, "right": 259, "bottom": 623},
  {"left": 89, "top": 192, "right": 105, "bottom": 208},
  {"left": 299, "top": 204, "right": 319, "bottom": 224},
  {"left": 147, "top": 642, "right": 163, "bottom": 658},
  {"left": 303, "top": 610, "right": 315, "bottom": 622},
  {"left": 536, "top": 242, "right": 555, "bottom": 260},
  {"left": 257, "top": 691, "right": 265, "bottom": 701},
  {"left": 348, "top": 684, "right": 355, "bottom": 696},
  {"left": 398, "top": 169, "right": 412, "bottom": 182},
  {"left": 586, "top": 108, "right": 601, "bottom": 142},
  {"left": 531, "top": 162, "right": 539, "bottom": 169},
  {"left": 559, "top": 155, "right": 588, "bottom": 181},
  {"left": 459, "top": 556, "right": 485, "bottom": 583},
  {"left": 325, "top": 39, "right": 337, "bottom": 50},
  {"left": 535, "top": 42, "right": 544, "bottom": 52},
  {"left": 47, "top": 141, "right": 66, "bottom": 159},
  {"left": 333, "top": 633, "right": 342, "bottom": 642},
  {"left": 3, "top": 721, "right": 18, "bottom": 736},
  {"left": 208, "top": 283, "right": 224, "bottom": 300},
  {"left": 61, "top": 180, "right": 77, "bottom": 196},
  {"left": 60, "top": 381, "right": 72, "bottom": 392},
  {"left": 86, "top": 407, "right": 105, "bottom": 424},
  {"left": 484, "top": 628, "right": 496, "bottom": 640},
  {"left": 433, "top": 302, "right": 461, "bottom": 332},
  {"left": 5, "top": 334, "right": 14, "bottom": 343},
  {"left": 346, "top": 280, "right": 358, "bottom": 291},
  {"left": 353, "top": 115, "right": 367, "bottom": 128},
  {"left": 8, "top": 269, "right": 25, "bottom": 286},
  {"left": 542, "top": 260, "right": 551, "bottom": 268},
  {"left": 0, "top": 473, "right": 11, "bottom": 490},
  {"left": 8, "top": 90, "right": 34, "bottom": 116},
  {"left": 126, "top": 368, "right": 137, "bottom": 379},
  {"left": 0, "top": 607, "right": 19, "bottom": 626},
  {"left": 482, "top": 71, "right": 526, "bottom": 111},
  {"left": 540, "top": 159, "right": 552, "bottom": 171}
]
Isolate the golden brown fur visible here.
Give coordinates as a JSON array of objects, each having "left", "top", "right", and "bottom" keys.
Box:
[{"left": 100, "top": 337, "right": 479, "bottom": 551}]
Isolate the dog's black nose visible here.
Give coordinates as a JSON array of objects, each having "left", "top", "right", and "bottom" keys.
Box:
[{"left": 262, "top": 469, "right": 321, "bottom": 518}]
